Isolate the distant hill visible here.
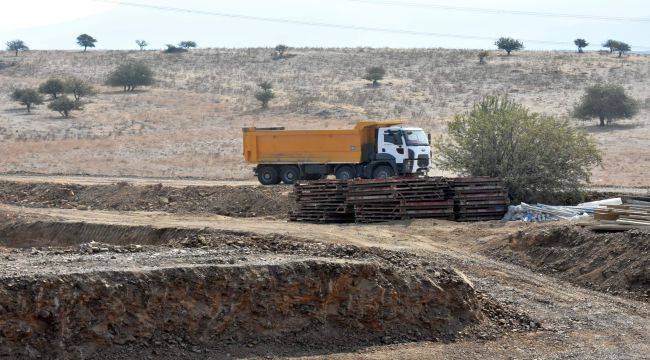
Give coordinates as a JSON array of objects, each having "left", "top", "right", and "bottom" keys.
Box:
[{"left": 0, "top": 48, "right": 648, "bottom": 186}]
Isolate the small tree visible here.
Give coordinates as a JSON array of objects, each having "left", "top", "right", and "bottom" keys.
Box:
[
  {"left": 435, "top": 95, "right": 602, "bottom": 203},
  {"left": 164, "top": 44, "right": 186, "bottom": 53},
  {"left": 602, "top": 39, "right": 617, "bottom": 53},
  {"left": 178, "top": 41, "right": 197, "bottom": 49},
  {"left": 135, "top": 40, "right": 148, "bottom": 51},
  {"left": 612, "top": 41, "right": 631, "bottom": 57},
  {"left": 495, "top": 37, "right": 524, "bottom": 55},
  {"left": 573, "top": 84, "right": 638, "bottom": 126},
  {"left": 10, "top": 88, "right": 43, "bottom": 113},
  {"left": 363, "top": 66, "right": 386, "bottom": 87},
  {"left": 275, "top": 44, "right": 288, "bottom": 58},
  {"left": 6, "top": 40, "right": 29, "bottom": 56},
  {"left": 478, "top": 50, "right": 489, "bottom": 64},
  {"left": 48, "top": 96, "right": 81, "bottom": 118},
  {"left": 574, "top": 38, "right": 588, "bottom": 53},
  {"left": 38, "top": 78, "right": 65, "bottom": 99},
  {"left": 63, "top": 77, "right": 95, "bottom": 101},
  {"left": 254, "top": 81, "right": 275, "bottom": 109},
  {"left": 105, "top": 61, "right": 154, "bottom": 91},
  {"left": 76, "top": 34, "right": 97, "bottom": 52}
]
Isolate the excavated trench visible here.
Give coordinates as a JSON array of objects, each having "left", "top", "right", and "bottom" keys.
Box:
[{"left": 0, "top": 215, "right": 537, "bottom": 358}]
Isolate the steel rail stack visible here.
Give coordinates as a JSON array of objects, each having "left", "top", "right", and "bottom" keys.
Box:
[
  {"left": 347, "top": 177, "right": 454, "bottom": 223},
  {"left": 289, "top": 180, "right": 353, "bottom": 223},
  {"left": 449, "top": 177, "right": 510, "bottom": 221}
]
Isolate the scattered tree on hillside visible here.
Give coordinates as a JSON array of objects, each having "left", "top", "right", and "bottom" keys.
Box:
[
  {"left": 602, "top": 39, "right": 617, "bottom": 53},
  {"left": 48, "top": 96, "right": 81, "bottom": 118},
  {"left": 76, "top": 34, "right": 97, "bottom": 52},
  {"left": 6, "top": 40, "right": 28, "bottom": 56},
  {"left": 135, "top": 40, "right": 148, "bottom": 51},
  {"left": 164, "top": 44, "right": 186, "bottom": 53},
  {"left": 573, "top": 84, "right": 638, "bottom": 126},
  {"left": 363, "top": 66, "right": 386, "bottom": 87},
  {"left": 63, "top": 77, "right": 95, "bottom": 101},
  {"left": 10, "top": 88, "right": 43, "bottom": 113},
  {"left": 495, "top": 37, "right": 524, "bottom": 55},
  {"left": 105, "top": 61, "right": 154, "bottom": 91},
  {"left": 435, "top": 95, "right": 602, "bottom": 203},
  {"left": 478, "top": 50, "right": 489, "bottom": 64},
  {"left": 275, "top": 44, "right": 289, "bottom": 58},
  {"left": 178, "top": 41, "right": 197, "bottom": 49},
  {"left": 574, "top": 38, "right": 588, "bottom": 53},
  {"left": 38, "top": 78, "right": 65, "bottom": 99},
  {"left": 254, "top": 81, "right": 276, "bottom": 109},
  {"left": 612, "top": 41, "right": 631, "bottom": 57}
]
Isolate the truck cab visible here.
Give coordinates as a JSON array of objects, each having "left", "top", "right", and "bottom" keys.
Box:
[{"left": 375, "top": 126, "right": 431, "bottom": 178}]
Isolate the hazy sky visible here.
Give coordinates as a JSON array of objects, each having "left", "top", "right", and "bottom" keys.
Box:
[{"left": 2, "top": 0, "right": 649, "bottom": 50}]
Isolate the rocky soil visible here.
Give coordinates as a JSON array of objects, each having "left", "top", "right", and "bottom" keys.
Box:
[
  {"left": 483, "top": 224, "right": 650, "bottom": 301},
  {"left": 0, "top": 220, "right": 536, "bottom": 359},
  {"left": 0, "top": 181, "right": 292, "bottom": 218}
]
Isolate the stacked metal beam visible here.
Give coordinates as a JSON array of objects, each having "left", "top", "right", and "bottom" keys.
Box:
[
  {"left": 347, "top": 177, "right": 455, "bottom": 223},
  {"left": 288, "top": 180, "right": 353, "bottom": 223},
  {"left": 449, "top": 177, "right": 509, "bottom": 221}
]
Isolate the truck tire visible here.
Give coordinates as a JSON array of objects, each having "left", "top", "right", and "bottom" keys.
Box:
[
  {"left": 372, "top": 165, "right": 394, "bottom": 179},
  {"left": 280, "top": 165, "right": 300, "bottom": 184},
  {"left": 257, "top": 166, "right": 281, "bottom": 185},
  {"left": 335, "top": 166, "right": 355, "bottom": 180}
]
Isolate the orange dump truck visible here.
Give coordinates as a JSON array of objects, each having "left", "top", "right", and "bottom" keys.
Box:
[{"left": 243, "top": 121, "right": 431, "bottom": 184}]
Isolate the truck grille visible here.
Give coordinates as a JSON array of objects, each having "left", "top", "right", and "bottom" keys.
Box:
[{"left": 417, "top": 158, "right": 429, "bottom": 167}]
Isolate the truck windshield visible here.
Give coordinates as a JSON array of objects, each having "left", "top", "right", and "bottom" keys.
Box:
[{"left": 404, "top": 130, "right": 429, "bottom": 146}]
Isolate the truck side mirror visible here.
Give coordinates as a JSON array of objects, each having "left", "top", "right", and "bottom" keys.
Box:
[{"left": 427, "top": 133, "right": 431, "bottom": 144}]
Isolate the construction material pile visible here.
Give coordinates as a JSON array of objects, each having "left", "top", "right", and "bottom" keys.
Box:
[
  {"left": 289, "top": 180, "right": 353, "bottom": 223},
  {"left": 449, "top": 177, "right": 510, "bottom": 221},
  {"left": 290, "top": 177, "right": 509, "bottom": 223},
  {"left": 347, "top": 177, "right": 454, "bottom": 223},
  {"left": 592, "top": 196, "right": 650, "bottom": 231}
]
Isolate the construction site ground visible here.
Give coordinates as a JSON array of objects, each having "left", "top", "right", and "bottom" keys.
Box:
[{"left": 0, "top": 176, "right": 648, "bottom": 359}]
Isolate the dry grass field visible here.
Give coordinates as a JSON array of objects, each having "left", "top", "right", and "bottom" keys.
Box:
[{"left": 0, "top": 48, "right": 648, "bottom": 186}]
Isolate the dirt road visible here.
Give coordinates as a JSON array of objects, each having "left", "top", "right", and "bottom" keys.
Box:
[
  {"left": 1, "top": 174, "right": 648, "bottom": 196},
  {"left": 0, "top": 203, "right": 647, "bottom": 359},
  {"left": 0, "top": 174, "right": 259, "bottom": 187}
]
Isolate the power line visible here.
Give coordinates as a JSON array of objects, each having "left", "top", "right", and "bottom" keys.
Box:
[
  {"left": 92, "top": 0, "right": 650, "bottom": 49},
  {"left": 348, "top": 0, "right": 650, "bottom": 23}
]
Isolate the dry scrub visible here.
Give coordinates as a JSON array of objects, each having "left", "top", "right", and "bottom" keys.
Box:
[{"left": 0, "top": 49, "right": 648, "bottom": 186}]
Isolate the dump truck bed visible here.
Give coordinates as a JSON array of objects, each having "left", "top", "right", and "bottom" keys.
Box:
[{"left": 242, "top": 121, "right": 401, "bottom": 164}]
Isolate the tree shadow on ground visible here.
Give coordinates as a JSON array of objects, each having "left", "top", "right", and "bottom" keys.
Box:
[{"left": 579, "top": 122, "right": 643, "bottom": 133}]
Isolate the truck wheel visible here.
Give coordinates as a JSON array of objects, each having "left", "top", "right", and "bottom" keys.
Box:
[
  {"left": 372, "top": 165, "right": 394, "bottom": 179},
  {"left": 257, "top": 166, "right": 281, "bottom": 185},
  {"left": 280, "top": 165, "right": 300, "bottom": 184},
  {"left": 335, "top": 166, "right": 355, "bottom": 180}
]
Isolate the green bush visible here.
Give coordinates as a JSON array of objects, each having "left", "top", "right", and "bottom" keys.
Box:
[
  {"left": 6, "top": 40, "right": 28, "bottom": 56},
  {"left": 574, "top": 38, "right": 588, "bottom": 53},
  {"left": 105, "top": 61, "right": 154, "bottom": 91},
  {"left": 10, "top": 88, "right": 43, "bottom": 113},
  {"left": 495, "top": 37, "right": 524, "bottom": 55},
  {"left": 38, "top": 78, "right": 65, "bottom": 99},
  {"left": 573, "top": 84, "right": 638, "bottom": 126},
  {"left": 63, "top": 77, "right": 95, "bottom": 101},
  {"left": 47, "top": 96, "right": 81, "bottom": 117},
  {"left": 76, "top": 34, "right": 97, "bottom": 51},
  {"left": 363, "top": 66, "right": 386, "bottom": 87},
  {"left": 435, "top": 95, "right": 602, "bottom": 203},
  {"left": 164, "top": 44, "right": 186, "bottom": 53},
  {"left": 254, "top": 81, "right": 275, "bottom": 109}
]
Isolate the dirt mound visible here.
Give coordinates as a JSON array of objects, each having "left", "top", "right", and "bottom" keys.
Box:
[
  {"left": 0, "top": 218, "right": 538, "bottom": 358},
  {"left": 484, "top": 224, "right": 649, "bottom": 300},
  {"left": 0, "top": 181, "right": 292, "bottom": 218}
]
